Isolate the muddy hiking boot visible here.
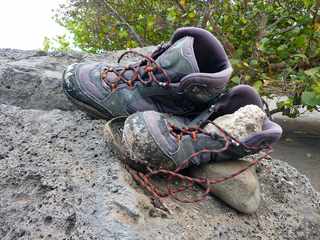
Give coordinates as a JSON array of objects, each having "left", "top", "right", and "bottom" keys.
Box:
[
  {"left": 63, "top": 27, "right": 233, "bottom": 119},
  {"left": 108, "top": 85, "right": 282, "bottom": 171}
]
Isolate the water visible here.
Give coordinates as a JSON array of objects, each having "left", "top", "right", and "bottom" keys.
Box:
[{"left": 271, "top": 132, "right": 320, "bottom": 191}]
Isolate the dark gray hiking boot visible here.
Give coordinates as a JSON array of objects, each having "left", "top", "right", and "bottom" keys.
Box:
[
  {"left": 119, "top": 85, "right": 282, "bottom": 171},
  {"left": 63, "top": 27, "right": 232, "bottom": 119}
]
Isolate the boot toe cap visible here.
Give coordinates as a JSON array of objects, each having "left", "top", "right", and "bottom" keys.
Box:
[
  {"left": 62, "top": 63, "right": 114, "bottom": 119},
  {"left": 63, "top": 63, "right": 79, "bottom": 95}
]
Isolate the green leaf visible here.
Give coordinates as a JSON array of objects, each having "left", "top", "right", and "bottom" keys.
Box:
[
  {"left": 188, "top": 11, "right": 196, "bottom": 19},
  {"left": 234, "top": 49, "right": 243, "bottom": 58},
  {"left": 301, "top": 91, "right": 320, "bottom": 106},
  {"left": 253, "top": 81, "right": 263, "bottom": 92},
  {"left": 147, "top": 16, "right": 154, "bottom": 29},
  {"left": 231, "top": 76, "right": 240, "bottom": 84},
  {"left": 294, "top": 35, "right": 307, "bottom": 48},
  {"left": 303, "top": 0, "right": 313, "bottom": 7},
  {"left": 239, "top": 17, "right": 247, "bottom": 24},
  {"left": 277, "top": 99, "right": 293, "bottom": 109},
  {"left": 304, "top": 67, "right": 320, "bottom": 77},
  {"left": 250, "top": 59, "right": 258, "bottom": 65},
  {"left": 118, "top": 30, "right": 128, "bottom": 39},
  {"left": 242, "top": 62, "right": 249, "bottom": 67},
  {"left": 313, "top": 82, "right": 320, "bottom": 95},
  {"left": 230, "top": 58, "right": 241, "bottom": 66},
  {"left": 292, "top": 53, "right": 308, "bottom": 61}
]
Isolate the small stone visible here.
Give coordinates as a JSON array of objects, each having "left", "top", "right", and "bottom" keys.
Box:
[
  {"left": 205, "top": 105, "right": 266, "bottom": 140},
  {"left": 189, "top": 160, "right": 260, "bottom": 214}
]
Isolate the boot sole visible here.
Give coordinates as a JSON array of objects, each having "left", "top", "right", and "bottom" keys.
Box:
[{"left": 64, "top": 89, "right": 110, "bottom": 119}]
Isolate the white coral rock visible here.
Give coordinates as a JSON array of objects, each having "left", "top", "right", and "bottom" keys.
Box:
[{"left": 204, "top": 104, "right": 266, "bottom": 140}]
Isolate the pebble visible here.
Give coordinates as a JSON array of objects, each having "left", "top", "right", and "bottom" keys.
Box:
[
  {"left": 190, "top": 160, "right": 260, "bottom": 214},
  {"left": 205, "top": 104, "right": 266, "bottom": 140}
]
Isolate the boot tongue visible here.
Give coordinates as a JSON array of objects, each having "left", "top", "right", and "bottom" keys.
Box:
[{"left": 155, "top": 36, "right": 200, "bottom": 82}]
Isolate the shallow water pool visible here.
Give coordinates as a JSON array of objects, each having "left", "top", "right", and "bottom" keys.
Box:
[{"left": 271, "top": 132, "right": 320, "bottom": 191}]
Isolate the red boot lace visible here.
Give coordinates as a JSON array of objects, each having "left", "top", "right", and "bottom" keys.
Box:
[
  {"left": 101, "top": 48, "right": 171, "bottom": 92},
  {"left": 168, "top": 122, "right": 216, "bottom": 142},
  {"left": 167, "top": 122, "right": 232, "bottom": 171}
]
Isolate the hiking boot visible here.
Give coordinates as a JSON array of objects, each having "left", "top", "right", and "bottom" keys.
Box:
[
  {"left": 117, "top": 85, "right": 282, "bottom": 171},
  {"left": 63, "top": 27, "right": 233, "bottom": 119}
]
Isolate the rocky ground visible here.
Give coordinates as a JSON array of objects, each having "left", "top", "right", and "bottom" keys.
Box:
[{"left": 0, "top": 49, "right": 320, "bottom": 240}]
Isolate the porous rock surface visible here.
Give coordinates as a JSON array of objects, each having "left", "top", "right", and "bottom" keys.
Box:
[
  {"left": 0, "top": 49, "right": 320, "bottom": 240},
  {"left": 205, "top": 104, "right": 266, "bottom": 140}
]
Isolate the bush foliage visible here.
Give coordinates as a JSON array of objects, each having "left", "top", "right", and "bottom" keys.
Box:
[{"left": 53, "top": 0, "right": 320, "bottom": 117}]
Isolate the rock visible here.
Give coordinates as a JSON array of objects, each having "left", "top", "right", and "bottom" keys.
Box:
[
  {"left": 0, "top": 48, "right": 320, "bottom": 239},
  {"left": 189, "top": 160, "right": 260, "bottom": 214},
  {"left": 205, "top": 104, "right": 266, "bottom": 140},
  {"left": 199, "top": 105, "right": 265, "bottom": 213}
]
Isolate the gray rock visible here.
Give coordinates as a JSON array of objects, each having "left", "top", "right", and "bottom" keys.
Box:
[
  {"left": 1, "top": 103, "right": 320, "bottom": 239},
  {"left": 0, "top": 49, "right": 320, "bottom": 239},
  {"left": 189, "top": 160, "right": 260, "bottom": 214},
  {"left": 205, "top": 104, "right": 266, "bottom": 140}
]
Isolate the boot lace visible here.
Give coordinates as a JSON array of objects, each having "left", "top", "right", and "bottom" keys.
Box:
[
  {"left": 168, "top": 123, "right": 212, "bottom": 142},
  {"left": 101, "top": 44, "right": 171, "bottom": 92}
]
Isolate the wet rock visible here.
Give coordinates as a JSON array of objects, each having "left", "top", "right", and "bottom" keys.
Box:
[{"left": 189, "top": 160, "right": 260, "bottom": 214}]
